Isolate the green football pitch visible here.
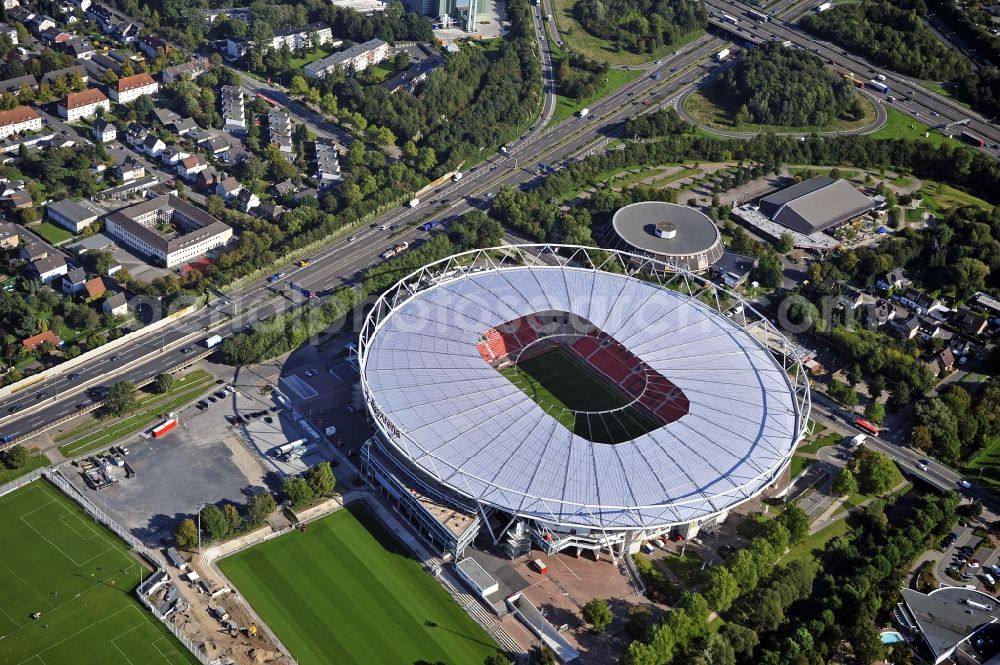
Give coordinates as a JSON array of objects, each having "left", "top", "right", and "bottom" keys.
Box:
[
  {"left": 499, "top": 347, "right": 660, "bottom": 443},
  {"left": 219, "top": 504, "right": 503, "bottom": 665},
  {"left": 0, "top": 481, "right": 198, "bottom": 665}
]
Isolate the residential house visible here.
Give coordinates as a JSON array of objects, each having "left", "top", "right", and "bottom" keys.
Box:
[
  {"left": 93, "top": 118, "right": 116, "bottom": 143},
  {"left": 215, "top": 176, "right": 242, "bottom": 200},
  {"left": 103, "top": 291, "right": 127, "bottom": 316},
  {"left": 895, "top": 288, "right": 941, "bottom": 316},
  {"left": 31, "top": 253, "right": 68, "bottom": 283},
  {"left": 270, "top": 179, "right": 296, "bottom": 199},
  {"left": 199, "top": 133, "right": 230, "bottom": 155},
  {"left": 61, "top": 266, "right": 87, "bottom": 294},
  {"left": 710, "top": 251, "right": 757, "bottom": 288},
  {"left": 220, "top": 85, "right": 245, "bottom": 133},
  {"left": 160, "top": 145, "right": 189, "bottom": 166},
  {"left": 0, "top": 106, "right": 42, "bottom": 139},
  {"left": 47, "top": 198, "right": 99, "bottom": 233},
  {"left": 0, "top": 24, "right": 18, "bottom": 45},
  {"left": 236, "top": 188, "right": 259, "bottom": 212},
  {"left": 268, "top": 106, "right": 293, "bottom": 154},
  {"left": 115, "top": 155, "right": 145, "bottom": 181},
  {"left": 953, "top": 306, "right": 989, "bottom": 336},
  {"left": 3, "top": 188, "right": 32, "bottom": 209},
  {"left": 303, "top": 39, "right": 388, "bottom": 79},
  {"left": 195, "top": 166, "right": 222, "bottom": 190},
  {"left": 890, "top": 314, "right": 921, "bottom": 340},
  {"left": 268, "top": 22, "right": 335, "bottom": 51},
  {"left": 171, "top": 117, "right": 198, "bottom": 135},
  {"left": 137, "top": 35, "right": 169, "bottom": 59},
  {"left": 8, "top": 7, "right": 33, "bottom": 24},
  {"left": 917, "top": 316, "right": 944, "bottom": 341},
  {"left": 20, "top": 241, "right": 48, "bottom": 262},
  {"left": 876, "top": 267, "right": 912, "bottom": 292},
  {"left": 28, "top": 15, "right": 57, "bottom": 35},
  {"left": 82, "top": 276, "right": 105, "bottom": 300},
  {"left": 60, "top": 37, "right": 94, "bottom": 59},
  {"left": 40, "top": 27, "right": 73, "bottom": 46},
  {"left": 177, "top": 154, "right": 207, "bottom": 180},
  {"left": 58, "top": 88, "right": 109, "bottom": 121},
  {"left": 22, "top": 330, "right": 60, "bottom": 352},
  {"left": 0, "top": 222, "right": 18, "bottom": 249},
  {"left": 256, "top": 203, "right": 284, "bottom": 222},
  {"left": 161, "top": 58, "right": 211, "bottom": 83},
  {"left": 110, "top": 72, "right": 158, "bottom": 104},
  {"left": 314, "top": 139, "right": 341, "bottom": 187},
  {"left": 141, "top": 133, "right": 166, "bottom": 157},
  {"left": 836, "top": 284, "right": 866, "bottom": 312},
  {"left": 866, "top": 299, "right": 895, "bottom": 328},
  {"left": 225, "top": 36, "right": 249, "bottom": 60},
  {"left": 153, "top": 107, "right": 181, "bottom": 126},
  {"left": 928, "top": 347, "right": 955, "bottom": 377},
  {"left": 125, "top": 123, "right": 148, "bottom": 146},
  {"left": 973, "top": 291, "right": 1000, "bottom": 319},
  {"left": 41, "top": 65, "right": 88, "bottom": 87},
  {"left": 0, "top": 74, "right": 38, "bottom": 94},
  {"left": 292, "top": 187, "right": 318, "bottom": 204}
]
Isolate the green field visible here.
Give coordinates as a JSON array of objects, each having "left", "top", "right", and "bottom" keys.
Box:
[
  {"left": 0, "top": 480, "right": 198, "bottom": 665},
  {"left": 683, "top": 88, "right": 876, "bottom": 134},
  {"left": 33, "top": 222, "right": 74, "bottom": 245},
  {"left": 219, "top": 505, "right": 501, "bottom": 665},
  {"left": 552, "top": 67, "right": 642, "bottom": 122},
  {"left": 499, "top": 347, "right": 660, "bottom": 443},
  {"left": 871, "top": 107, "right": 962, "bottom": 147}
]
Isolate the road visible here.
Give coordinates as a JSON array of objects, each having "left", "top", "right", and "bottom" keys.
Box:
[{"left": 703, "top": 0, "right": 1000, "bottom": 158}]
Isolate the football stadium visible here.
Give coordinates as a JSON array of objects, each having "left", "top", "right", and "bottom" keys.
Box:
[{"left": 358, "top": 245, "right": 810, "bottom": 561}]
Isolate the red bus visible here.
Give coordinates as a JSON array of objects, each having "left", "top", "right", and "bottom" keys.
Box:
[
  {"left": 854, "top": 418, "right": 880, "bottom": 435},
  {"left": 255, "top": 92, "right": 280, "bottom": 107}
]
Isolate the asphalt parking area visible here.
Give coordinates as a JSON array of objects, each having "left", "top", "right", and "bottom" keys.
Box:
[{"left": 66, "top": 383, "right": 273, "bottom": 547}]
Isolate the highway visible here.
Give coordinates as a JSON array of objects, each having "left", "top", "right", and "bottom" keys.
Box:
[
  {"left": 703, "top": 0, "right": 1000, "bottom": 157},
  {"left": 3, "top": 7, "right": 999, "bottom": 451}
]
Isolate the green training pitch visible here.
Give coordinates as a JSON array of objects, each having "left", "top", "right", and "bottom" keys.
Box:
[
  {"left": 0, "top": 480, "right": 198, "bottom": 665},
  {"left": 218, "top": 504, "right": 502, "bottom": 665},
  {"left": 499, "top": 347, "right": 660, "bottom": 444}
]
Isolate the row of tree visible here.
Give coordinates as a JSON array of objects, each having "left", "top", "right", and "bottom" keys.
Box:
[
  {"left": 911, "top": 380, "right": 1000, "bottom": 464},
  {"left": 572, "top": 0, "right": 707, "bottom": 54}
]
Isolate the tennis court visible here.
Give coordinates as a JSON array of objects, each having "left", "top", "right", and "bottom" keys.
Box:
[
  {"left": 0, "top": 480, "right": 198, "bottom": 665},
  {"left": 219, "top": 504, "right": 503, "bottom": 665},
  {"left": 500, "top": 347, "right": 660, "bottom": 443}
]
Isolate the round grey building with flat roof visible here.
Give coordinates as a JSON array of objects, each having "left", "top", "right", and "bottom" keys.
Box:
[{"left": 609, "top": 202, "right": 724, "bottom": 272}]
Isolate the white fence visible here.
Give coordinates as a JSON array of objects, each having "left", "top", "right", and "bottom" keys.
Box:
[{"left": 0, "top": 467, "right": 45, "bottom": 499}]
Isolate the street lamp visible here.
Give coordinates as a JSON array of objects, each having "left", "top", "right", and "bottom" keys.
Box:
[{"left": 197, "top": 502, "right": 206, "bottom": 556}]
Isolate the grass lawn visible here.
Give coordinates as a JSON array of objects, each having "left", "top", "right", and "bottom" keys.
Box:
[
  {"left": 872, "top": 107, "right": 962, "bottom": 148},
  {"left": 368, "top": 64, "right": 394, "bottom": 83},
  {"left": 0, "top": 448, "right": 50, "bottom": 484},
  {"left": 961, "top": 435, "right": 1000, "bottom": 488},
  {"left": 904, "top": 207, "right": 924, "bottom": 223},
  {"left": 57, "top": 370, "right": 214, "bottom": 458},
  {"left": 0, "top": 480, "right": 197, "bottom": 665},
  {"left": 553, "top": 67, "right": 642, "bottom": 123},
  {"left": 917, "top": 181, "right": 994, "bottom": 214},
  {"left": 219, "top": 504, "right": 501, "bottom": 665},
  {"left": 289, "top": 46, "right": 336, "bottom": 69},
  {"left": 658, "top": 551, "right": 708, "bottom": 586},
  {"left": 798, "top": 432, "right": 841, "bottom": 456},
  {"left": 549, "top": 0, "right": 703, "bottom": 65},
  {"left": 33, "top": 221, "right": 75, "bottom": 245},
  {"left": 780, "top": 518, "right": 850, "bottom": 566},
  {"left": 683, "top": 88, "right": 875, "bottom": 134},
  {"left": 499, "top": 347, "right": 660, "bottom": 443},
  {"left": 790, "top": 454, "right": 812, "bottom": 478}
]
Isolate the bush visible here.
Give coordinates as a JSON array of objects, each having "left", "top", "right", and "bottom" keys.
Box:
[
  {"left": 2, "top": 444, "right": 29, "bottom": 470},
  {"left": 175, "top": 518, "right": 198, "bottom": 550}
]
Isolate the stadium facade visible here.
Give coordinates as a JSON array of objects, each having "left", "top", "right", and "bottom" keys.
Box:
[
  {"left": 358, "top": 246, "right": 810, "bottom": 561},
  {"left": 605, "top": 201, "right": 725, "bottom": 273}
]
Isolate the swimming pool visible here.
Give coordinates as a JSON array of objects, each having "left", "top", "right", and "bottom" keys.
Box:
[{"left": 881, "top": 631, "right": 905, "bottom": 644}]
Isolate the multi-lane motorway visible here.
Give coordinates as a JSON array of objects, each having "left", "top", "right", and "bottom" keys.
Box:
[{"left": 2, "top": 5, "right": 999, "bottom": 449}]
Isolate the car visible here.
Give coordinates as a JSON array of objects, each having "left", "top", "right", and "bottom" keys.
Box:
[
  {"left": 264, "top": 416, "right": 273, "bottom": 424},
  {"left": 918, "top": 463, "right": 928, "bottom": 470},
  {"left": 960, "top": 479, "right": 973, "bottom": 489},
  {"left": 7, "top": 405, "right": 20, "bottom": 414},
  {"left": 962, "top": 573, "right": 974, "bottom": 580},
  {"left": 214, "top": 391, "right": 227, "bottom": 399},
  {"left": 180, "top": 347, "right": 192, "bottom": 354},
  {"left": 208, "top": 396, "right": 217, "bottom": 403},
  {"left": 389, "top": 225, "right": 398, "bottom": 231},
  {"left": 348, "top": 235, "right": 357, "bottom": 242},
  {"left": 75, "top": 403, "right": 87, "bottom": 410},
  {"left": 304, "top": 368, "right": 319, "bottom": 377},
  {"left": 226, "top": 385, "right": 236, "bottom": 394},
  {"left": 110, "top": 355, "right": 120, "bottom": 361},
  {"left": 298, "top": 259, "right": 311, "bottom": 267},
  {"left": 267, "top": 273, "right": 284, "bottom": 283},
  {"left": 36, "top": 391, "right": 47, "bottom": 400},
  {"left": 68, "top": 373, "right": 81, "bottom": 380},
  {"left": 379, "top": 224, "right": 388, "bottom": 231},
  {"left": 969, "top": 560, "right": 981, "bottom": 568},
  {"left": 1, "top": 435, "right": 13, "bottom": 444}
]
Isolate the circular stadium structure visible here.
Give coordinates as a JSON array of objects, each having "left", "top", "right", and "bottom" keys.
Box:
[
  {"left": 608, "top": 201, "right": 725, "bottom": 273},
  {"left": 358, "top": 245, "right": 809, "bottom": 560}
]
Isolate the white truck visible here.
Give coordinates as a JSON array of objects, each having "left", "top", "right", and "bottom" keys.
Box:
[
  {"left": 815, "top": 1, "right": 832, "bottom": 11},
  {"left": 408, "top": 198, "right": 420, "bottom": 208},
  {"left": 577, "top": 108, "right": 590, "bottom": 118},
  {"left": 274, "top": 439, "right": 305, "bottom": 457},
  {"left": 849, "top": 433, "right": 866, "bottom": 448},
  {"left": 715, "top": 48, "right": 731, "bottom": 62},
  {"left": 204, "top": 334, "right": 223, "bottom": 349},
  {"left": 325, "top": 425, "right": 337, "bottom": 436},
  {"left": 452, "top": 171, "right": 463, "bottom": 181}
]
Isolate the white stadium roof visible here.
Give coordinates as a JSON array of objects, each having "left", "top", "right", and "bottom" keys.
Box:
[{"left": 360, "top": 246, "right": 807, "bottom": 531}]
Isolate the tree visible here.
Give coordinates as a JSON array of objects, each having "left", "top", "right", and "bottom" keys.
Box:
[
  {"left": 2, "top": 444, "right": 28, "bottom": 469},
  {"left": 624, "top": 604, "right": 653, "bottom": 641},
  {"left": 283, "top": 476, "right": 314, "bottom": 508},
  {"left": 305, "top": 461, "right": 336, "bottom": 497},
  {"left": 777, "top": 504, "right": 810, "bottom": 544},
  {"left": 247, "top": 492, "right": 276, "bottom": 525},
  {"left": 827, "top": 380, "right": 858, "bottom": 407},
  {"left": 175, "top": 518, "right": 198, "bottom": 550},
  {"left": 537, "top": 647, "right": 557, "bottom": 665},
  {"left": 154, "top": 373, "right": 174, "bottom": 394},
  {"left": 719, "top": 623, "right": 759, "bottom": 658},
  {"left": 864, "top": 400, "right": 885, "bottom": 424},
  {"left": 105, "top": 381, "right": 138, "bottom": 416},
  {"left": 832, "top": 467, "right": 859, "bottom": 497},
  {"left": 581, "top": 598, "right": 613, "bottom": 633},
  {"left": 289, "top": 75, "right": 309, "bottom": 97},
  {"left": 200, "top": 504, "right": 230, "bottom": 542},
  {"left": 776, "top": 232, "right": 793, "bottom": 253},
  {"left": 224, "top": 503, "right": 242, "bottom": 532},
  {"left": 857, "top": 449, "right": 901, "bottom": 495},
  {"left": 704, "top": 566, "right": 740, "bottom": 612},
  {"left": 483, "top": 655, "right": 509, "bottom": 665}
]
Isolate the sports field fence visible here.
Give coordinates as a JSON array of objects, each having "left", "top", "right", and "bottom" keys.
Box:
[{"left": 0, "top": 467, "right": 46, "bottom": 499}]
